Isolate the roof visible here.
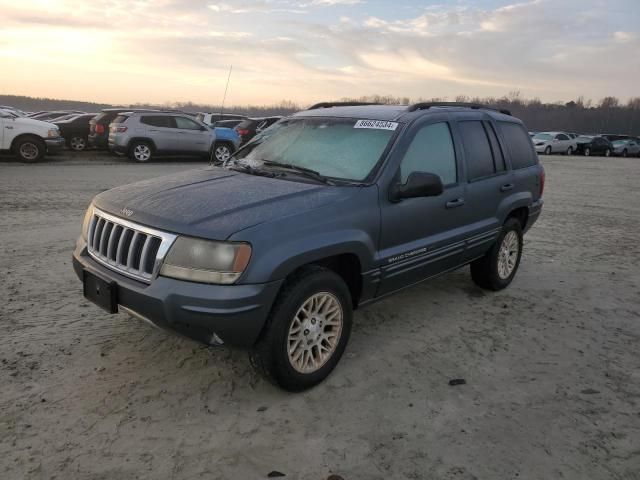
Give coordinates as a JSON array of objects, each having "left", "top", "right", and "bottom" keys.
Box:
[{"left": 293, "top": 104, "right": 517, "bottom": 123}]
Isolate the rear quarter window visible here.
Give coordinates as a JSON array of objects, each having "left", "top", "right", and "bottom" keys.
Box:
[{"left": 499, "top": 122, "right": 537, "bottom": 169}]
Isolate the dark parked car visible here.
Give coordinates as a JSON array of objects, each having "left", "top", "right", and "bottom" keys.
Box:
[
  {"left": 30, "top": 110, "right": 85, "bottom": 122},
  {"left": 54, "top": 113, "right": 96, "bottom": 151},
  {"left": 601, "top": 134, "right": 631, "bottom": 142},
  {"left": 574, "top": 135, "right": 614, "bottom": 157},
  {"left": 235, "top": 116, "right": 282, "bottom": 145},
  {"left": 73, "top": 102, "right": 543, "bottom": 391},
  {"left": 89, "top": 108, "right": 160, "bottom": 150}
]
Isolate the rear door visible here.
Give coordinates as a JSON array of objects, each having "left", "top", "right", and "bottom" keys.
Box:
[
  {"left": 140, "top": 115, "right": 179, "bottom": 152},
  {"left": 377, "top": 115, "right": 469, "bottom": 296},
  {"left": 174, "top": 116, "right": 211, "bottom": 154},
  {"left": 555, "top": 133, "right": 570, "bottom": 153},
  {"left": 454, "top": 117, "right": 513, "bottom": 262}
]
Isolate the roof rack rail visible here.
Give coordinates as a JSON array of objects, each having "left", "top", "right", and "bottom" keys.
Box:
[
  {"left": 308, "top": 101, "right": 383, "bottom": 110},
  {"left": 407, "top": 102, "right": 512, "bottom": 116}
]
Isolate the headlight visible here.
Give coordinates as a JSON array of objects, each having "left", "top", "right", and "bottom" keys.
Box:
[
  {"left": 81, "top": 204, "right": 94, "bottom": 240},
  {"left": 47, "top": 129, "right": 59, "bottom": 138},
  {"left": 160, "top": 237, "right": 252, "bottom": 284}
]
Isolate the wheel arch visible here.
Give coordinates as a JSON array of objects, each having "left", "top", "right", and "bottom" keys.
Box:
[{"left": 10, "top": 133, "right": 45, "bottom": 152}]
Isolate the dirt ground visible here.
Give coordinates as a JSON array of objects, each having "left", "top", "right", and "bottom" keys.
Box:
[{"left": 1, "top": 151, "right": 639, "bottom": 480}]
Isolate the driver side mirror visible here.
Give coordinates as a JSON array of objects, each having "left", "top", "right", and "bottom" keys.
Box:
[{"left": 389, "top": 172, "right": 444, "bottom": 202}]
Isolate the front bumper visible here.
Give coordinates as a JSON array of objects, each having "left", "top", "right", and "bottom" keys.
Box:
[
  {"left": 45, "top": 137, "right": 66, "bottom": 153},
  {"left": 73, "top": 239, "right": 283, "bottom": 348}
]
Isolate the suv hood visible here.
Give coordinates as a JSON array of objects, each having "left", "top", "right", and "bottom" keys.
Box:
[{"left": 93, "top": 167, "right": 356, "bottom": 240}]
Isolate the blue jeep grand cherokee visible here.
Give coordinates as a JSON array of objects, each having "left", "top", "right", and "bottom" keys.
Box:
[{"left": 73, "top": 102, "right": 544, "bottom": 391}]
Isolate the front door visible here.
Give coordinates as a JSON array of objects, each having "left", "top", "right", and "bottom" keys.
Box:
[
  {"left": 377, "top": 117, "right": 470, "bottom": 296},
  {"left": 175, "top": 116, "right": 211, "bottom": 154}
]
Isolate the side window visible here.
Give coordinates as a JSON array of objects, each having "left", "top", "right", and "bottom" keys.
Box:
[
  {"left": 484, "top": 121, "right": 506, "bottom": 171},
  {"left": 141, "top": 116, "right": 173, "bottom": 128},
  {"left": 498, "top": 122, "right": 537, "bottom": 169},
  {"left": 175, "top": 117, "right": 202, "bottom": 130},
  {"left": 557, "top": 134, "right": 569, "bottom": 141},
  {"left": 458, "top": 120, "right": 496, "bottom": 180},
  {"left": 399, "top": 122, "right": 457, "bottom": 185}
]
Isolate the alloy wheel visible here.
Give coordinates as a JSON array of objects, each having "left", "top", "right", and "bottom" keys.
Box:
[
  {"left": 19, "top": 142, "right": 39, "bottom": 161},
  {"left": 497, "top": 231, "right": 520, "bottom": 280},
  {"left": 133, "top": 144, "right": 151, "bottom": 162},
  {"left": 215, "top": 145, "right": 231, "bottom": 162},
  {"left": 70, "top": 136, "right": 86, "bottom": 151},
  {"left": 287, "top": 292, "right": 343, "bottom": 374}
]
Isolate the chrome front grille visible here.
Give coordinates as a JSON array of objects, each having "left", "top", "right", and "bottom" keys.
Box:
[{"left": 86, "top": 208, "right": 177, "bottom": 283}]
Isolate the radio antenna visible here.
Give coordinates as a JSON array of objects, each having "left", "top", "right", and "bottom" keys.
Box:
[
  {"left": 210, "top": 65, "right": 233, "bottom": 167},
  {"left": 219, "top": 65, "right": 233, "bottom": 119}
]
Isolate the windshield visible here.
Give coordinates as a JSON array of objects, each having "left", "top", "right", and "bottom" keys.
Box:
[
  {"left": 231, "top": 117, "right": 398, "bottom": 182},
  {"left": 533, "top": 133, "right": 552, "bottom": 141}
]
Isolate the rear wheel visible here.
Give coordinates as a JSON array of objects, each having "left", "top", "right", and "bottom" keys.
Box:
[
  {"left": 605, "top": 149, "right": 611, "bottom": 157},
  {"left": 471, "top": 218, "right": 523, "bottom": 291},
  {"left": 69, "top": 136, "right": 87, "bottom": 151},
  {"left": 129, "top": 141, "right": 153, "bottom": 162},
  {"left": 621, "top": 149, "right": 627, "bottom": 158},
  {"left": 14, "top": 137, "right": 45, "bottom": 163},
  {"left": 544, "top": 146, "right": 552, "bottom": 155},
  {"left": 250, "top": 266, "right": 352, "bottom": 392},
  {"left": 566, "top": 146, "right": 573, "bottom": 155}
]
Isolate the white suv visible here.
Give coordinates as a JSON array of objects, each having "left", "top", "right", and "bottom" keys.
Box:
[{"left": 0, "top": 109, "right": 65, "bottom": 162}]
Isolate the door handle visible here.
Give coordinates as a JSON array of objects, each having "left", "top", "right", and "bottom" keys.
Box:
[
  {"left": 446, "top": 198, "right": 465, "bottom": 209},
  {"left": 500, "top": 183, "right": 514, "bottom": 192}
]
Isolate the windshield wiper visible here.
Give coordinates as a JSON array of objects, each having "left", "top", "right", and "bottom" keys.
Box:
[
  {"left": 261, "top": 160, "right": 336, "bottom": 185},
  {"left": 228, "top": 163, "right": 280, "bottom": 178}
]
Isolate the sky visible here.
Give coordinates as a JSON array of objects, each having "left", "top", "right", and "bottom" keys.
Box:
[{"left": 0, "top": 0, "right": 638, "bottom": 106}]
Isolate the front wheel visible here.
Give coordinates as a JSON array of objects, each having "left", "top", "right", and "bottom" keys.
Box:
[
  {"left": 605, "top": 149, "right": 611, "bottom": 157},
  {"left": 621, "top": 149, "right": 628, "bottom": 158},
  {"left": 470, "top": 218, "right": 523, "bottom": 291},
  {"left": 544, "top": 146, "right": 552, "bottom": 155},
  {"left": 15, "top": 137, "right": 46, "bottom": 163},
  {"left": 584, "top": 147, "right": 591, "bottom": 156},
  {"left": 250, "top": 266, "right": 352, "bottom": 392},
  {"left": 213, "top": 142, "right": 233, "bottom": 163}
]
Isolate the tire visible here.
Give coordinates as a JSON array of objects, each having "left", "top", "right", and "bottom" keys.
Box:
[
  {"left": 584, "top": 147, "right": 591, "bottom": 157},
  {"left": 544, "top": 146, "right": 552, "bottom": 155},
  {"left": 566, "top": 146, "right": 573, "bottom": 156},
  {"left": 129, "top": 141, "right": 153, "bottom": 162},
  {"left": 250, "top": 266, "right": 353, "bottom": 392},
  {"left": 605, "top": 149, "right": 611, "bottom": 157},
  {"left": 213, "top": 142, "right": 233, "bottom": 163},
  {"left": 69, "top": 136, "right": 87, "bottom": 151},
  {"left": 470, "top": 218, "right": 523, "bottom": 291},
  {"left": 14, "top": 137, "right": 46, "bottom": 163}
]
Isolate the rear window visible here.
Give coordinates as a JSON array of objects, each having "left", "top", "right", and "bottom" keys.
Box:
[
  {"left": 112, "top": 115, "right": 129, "bottom": 124},
  {"left": 93, "top": 112, "right": 118, "bottom": 124},
  {"left": 499, "top": 122, "right": 537, "bottom": 169}
]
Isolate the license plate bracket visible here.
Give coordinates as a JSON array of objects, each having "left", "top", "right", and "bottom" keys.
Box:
[{"left": 83, "top": 270, "right": 118, "bottom": 314}]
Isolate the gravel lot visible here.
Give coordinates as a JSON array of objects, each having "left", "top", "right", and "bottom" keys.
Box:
[{"left": 1, "top": 151, "right": 639, "bottom": 480}]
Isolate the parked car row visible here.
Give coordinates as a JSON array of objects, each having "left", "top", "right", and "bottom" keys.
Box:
[{"left": 530, "top": 131, "right": 640, "bottom": 157}]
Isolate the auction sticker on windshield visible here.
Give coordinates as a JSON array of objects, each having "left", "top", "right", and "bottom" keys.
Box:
[{"left": 354, "top": 120, "right": 398, "bottom": 130}]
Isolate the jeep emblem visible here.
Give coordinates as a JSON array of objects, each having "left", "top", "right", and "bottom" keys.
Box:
[{"left": 121, "top": 207, "right": 134, "bottom": 217}]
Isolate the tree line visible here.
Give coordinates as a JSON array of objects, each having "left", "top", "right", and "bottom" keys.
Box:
[{"left": 3, "top": 93, "right": 640, "bottom": 135}]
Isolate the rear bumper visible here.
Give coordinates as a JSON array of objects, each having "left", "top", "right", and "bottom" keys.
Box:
[
  {"left": 525, "top": 199, "right": 543, "bottom": 233},
  {"left": 73, "top": 239, "right": 283, "bottom": 348},
  {"left": 88, "top": 133, "right": 108, "bottom": 149},
  {"left": 45, "top": 137, "right": 65, "bottom": 153}
]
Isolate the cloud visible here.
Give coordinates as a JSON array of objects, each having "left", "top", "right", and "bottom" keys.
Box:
[{"left": 0, "top": 0, "right": 638, "bottom": 105}]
